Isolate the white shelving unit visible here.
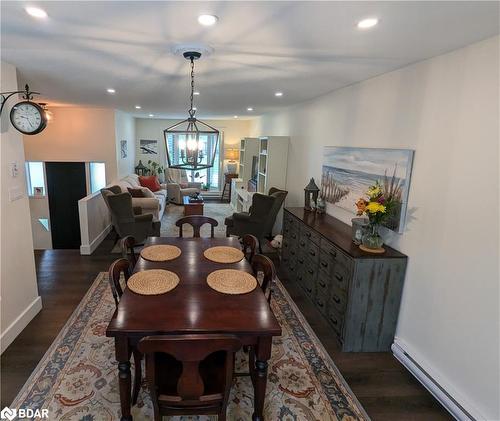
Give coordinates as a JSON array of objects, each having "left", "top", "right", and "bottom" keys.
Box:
[
  {"left": 238, "top": 137, "right": 260, "bottom": 184},
  {"left": 256, "top": 136, "right": 289, "bottom": 194}
]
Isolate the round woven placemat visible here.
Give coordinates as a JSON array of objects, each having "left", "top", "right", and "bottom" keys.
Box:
[
  {"left": 140, "top": 245, "right": 182, "bottom": 262},
  {"left": 128, "top": 269, "right": 180, "bottom": 295},
  {"left": 359, "top": 244, "right": 386, "bottom": 254},
  {"left": 203, "top": 246, "right": 244, "bottom": 264},
  {"left": 207, "top": 269, "right": 257, "bottom": 295}
]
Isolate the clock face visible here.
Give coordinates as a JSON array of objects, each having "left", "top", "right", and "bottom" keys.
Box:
[{"left": 10, "top": 101, "right": 47, "bottom": 135}]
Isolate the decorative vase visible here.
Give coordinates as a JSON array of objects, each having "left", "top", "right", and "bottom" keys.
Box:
[
  {"left": 351, "top": 217, "right": 369, "bottom": 245},
  {"left": 361, "top": 223, "right": 384, "bottom": 250}
]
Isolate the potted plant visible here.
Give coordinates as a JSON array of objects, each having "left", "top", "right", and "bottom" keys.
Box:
[
  {"left": 355, "top": 181, "right": 398, "bottom": 252},
  {"left": 147, "top": 160, "right": 165, "bottom": 183}
]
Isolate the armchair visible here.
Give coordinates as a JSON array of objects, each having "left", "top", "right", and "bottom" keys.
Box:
[
  {"left": 101, "top": 189, "right": 160, "bottom": 243},
  {"left": 164, "top": 168, "right": 202, "bottom": 205}
]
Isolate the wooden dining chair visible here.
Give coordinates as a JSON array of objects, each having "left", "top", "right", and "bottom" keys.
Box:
[
  {"left": 138, "top": 334, "right": 241, "bottom": 421},
  {"left": 241, "top": 234, "right": 258, "bottom": 262},
  {"left": 120, "top": 235, "right": 137, "bottom": 266},
  {"left": 175, "top": 216, "right": 218, "bottom": 238},
  {"left": 107, "top": 258, "right": 142, "bottom": 406},
  {"left": 251, "top": 254, "right": 276, "bottom": 304}
]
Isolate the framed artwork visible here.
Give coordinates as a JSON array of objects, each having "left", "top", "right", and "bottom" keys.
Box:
[
  {"left": 120, "top": 140, "right": 127, "bottom": 158},
  {"left": 321, "top": 147, "right": 414, "bottom": 233},
  {"left": 140, "top": 139, "right": 158, "bottom": 155}
]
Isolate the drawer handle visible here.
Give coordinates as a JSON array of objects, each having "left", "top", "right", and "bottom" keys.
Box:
[
  {"left": 305, "top": 232, "right": 311, "bottom": 238},
  {"left": 306, "top": 287, "right": 312, "bottom": 293},
  {"left": 300, "top": 241, "right": 306, "bottom": 246},
  {"left": 335, "top": 273, "right": 343, "bottom": 282},
  {"left": 329, "top": 317, "right": 338, "bottom": 325},
  {"left": 298, "top": 258, "right": 304, "bottom": 264},
  {"left": 307, "top": 269, "right": 314, "bottom": 275},
  {"left": 319, "top": 281, "right": 326, "bottom": 288},
  {"left": 290, "top": 250, "right": 296, "bottom": 256},
  {"left": 320, "top": 261, "right": 328, "bottom": 268},
  {"left": 332, "top": 295, "right": 341, "bottom": 304},
  {"left": 329, "top": 250, "right": 337, "bottom": 258},
  {"left": 309, "top": 250, "right": 316, "bottom": 257},
  {"left": 292, "top": 234, "right": 297, "bottom": 239},
  {"left": 298, "top": 276, "right": 303, "bottom": 281},
  {"left": 316, "top": 300, "right": 324, "bottom": 308}
]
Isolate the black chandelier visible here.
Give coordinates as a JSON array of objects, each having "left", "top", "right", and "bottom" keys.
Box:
[{"left": 164, "top": 51, "right": 219, "bottom": 171}]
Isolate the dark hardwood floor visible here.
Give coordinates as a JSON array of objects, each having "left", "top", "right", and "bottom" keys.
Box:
[{"left": 1, "top": 234, "right": 452, "bottom": 420}]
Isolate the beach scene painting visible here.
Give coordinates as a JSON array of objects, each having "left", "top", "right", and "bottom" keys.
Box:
[{"left": 321, "top": 147, "right": 414, "bottom": 233}]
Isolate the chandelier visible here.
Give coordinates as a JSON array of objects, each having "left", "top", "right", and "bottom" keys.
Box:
[{"left": 164, "top": 51, "right": 219, "bottom": 171}]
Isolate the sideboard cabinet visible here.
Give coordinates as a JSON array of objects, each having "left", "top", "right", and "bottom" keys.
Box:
[{"left": 281, "top": 207, "right": 408, "bottom": 352}]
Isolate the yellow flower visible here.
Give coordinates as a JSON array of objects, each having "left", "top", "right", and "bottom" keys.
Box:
[
  {"left": 366, "top": 185, "right": 381, "bottom": 198},
  {"left": 366, "top": 201, "right": 386, "bottom": 214}
]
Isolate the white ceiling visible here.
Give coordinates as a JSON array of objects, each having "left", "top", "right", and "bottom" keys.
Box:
[{"left": 1, "top": 1, "right": 498, "bottom": 119}]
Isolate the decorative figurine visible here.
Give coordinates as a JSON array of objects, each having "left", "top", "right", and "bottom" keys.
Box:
[{"left": 316, "top": 194, "right": 326, "bottom": 214}]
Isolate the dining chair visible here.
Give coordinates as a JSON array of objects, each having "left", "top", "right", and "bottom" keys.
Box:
[
  {"left": 175, "top": 216, "right": 218, "bottom": 238},
  {"left": 251, "top": 254, "right": 276, "bottom": 304},
  {"left": 138, "top": 334, "right": 241, "bottom": 421},
  {"left": 107, "top": 258, "right": 142, "bottom": 406},
  {"left": 241, "top": 234, "right": 258, "bottom": 263},
  {"left": 120, "top": 235, "right": 137, "bottom": 266}
]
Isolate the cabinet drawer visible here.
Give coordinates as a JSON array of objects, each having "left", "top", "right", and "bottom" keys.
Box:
[
  {"left": 315, "top": 271, "right": 330, "bottom": 298},
  {"left": 302, "top": 226, "right": 321, "bottom": 245},
  {"left": 329, "top": 283, "right": 347, "bottom": 314},
  {"left": 284, "top": 213, "right": 299, "bottom": 230},
  {"left": 306, "top": 242, "right": 320, "bottom": 264},
  {"left": 332, "top": 266, "right": 350, "bottom": 292},
  {"left": 314, "top": 294, "right": 328, "bottom": 316},
  {"left": 320, "top": 239, "right": 352, "bottom": 271},
  {"left": 327, "top": 307, "right": 344, "bottom": 340}
]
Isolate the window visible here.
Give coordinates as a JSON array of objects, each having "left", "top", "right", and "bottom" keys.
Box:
[
  {"left": 25, "top": 161, "right": 45, "bottom": 196},
  {"left": 89, "top": 162, "right": 106, "bottom": 193}
]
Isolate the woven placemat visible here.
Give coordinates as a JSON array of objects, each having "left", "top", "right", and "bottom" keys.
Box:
[
  {"left": 207, "top": 269, "right": 257, "bottom": 295},
  {"left": 140, "top": 245, "right": 181, "bottom": 262},
  {"left": 203, "top": 246, "right": 244, "bottom": 264},
  {"left": 128, "top": 269, "right": 180, "bottom": 295}
]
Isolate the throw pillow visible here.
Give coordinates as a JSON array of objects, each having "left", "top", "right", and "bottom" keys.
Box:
[
  {"left": 127, "top": 187, "right": 146, "bottom": 198},
  {"left": 138, "top": 175, "right": 161, "bottom": 192}
]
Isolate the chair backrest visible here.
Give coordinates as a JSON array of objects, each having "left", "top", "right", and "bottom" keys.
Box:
[
  {"left": 175, "top": 216, "right": 218, "bottom": 238},
  {"left": 166, "top": 168, "right": 189, "bottom": 185},
  {"left": 138, "top": 334, "right": 241, "bottom": 416},
  {"left": 265, "top": 188, "right": 288, "bottom": 234},
  {"left": 251, "top": 254, "right": 276, "bottom": 303},
  {"left": 108, "top": 258, "right": 131, "bottom": 307},
  {"left": 248, "top": 193, "right": 276, "bottom": 222},
  {"left": 100, "top": 185, "right": 122, "bottom": 209},
  {"left": 121, "top": 235, "right": 137, "bottom": 266},
  {"left": 241, "top": 234, "right": 258, "bottom": 262},
  {"left": 107, "top": 192, "right": 135, "bottom": 222}
]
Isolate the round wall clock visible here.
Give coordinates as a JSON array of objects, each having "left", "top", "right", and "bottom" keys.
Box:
[{"left": 9, "top": 101, "right": 47, "bottom": 135}]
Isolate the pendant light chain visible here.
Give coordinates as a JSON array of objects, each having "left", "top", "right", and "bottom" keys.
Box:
[{"left": 189, "top": 57, "right": 195, "bottom": 117}]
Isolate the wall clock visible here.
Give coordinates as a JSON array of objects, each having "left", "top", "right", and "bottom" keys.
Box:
[{"left": 10, "top": 101, "right": 47, "bottom": 135}]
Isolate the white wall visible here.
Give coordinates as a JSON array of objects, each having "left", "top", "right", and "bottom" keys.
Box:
[
  {"left": 0, "top": 61, "right": 42, "bottom": 353},
  {"left": 114, "top": 110, "right": 136, "bottom": 178},
  {"left": 251, "top": 36, "right": 499, "bottom": 420}
]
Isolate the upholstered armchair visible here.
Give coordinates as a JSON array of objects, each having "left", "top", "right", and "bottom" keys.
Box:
[
  {"left": 164, "top": 168, "right": 202, "bottom": 205},
  {"left": 101, "top": 188, "right": 160, "bottom": 243},
  {"left": 225, "top": 188, "right": 288, "bottom": 251}
]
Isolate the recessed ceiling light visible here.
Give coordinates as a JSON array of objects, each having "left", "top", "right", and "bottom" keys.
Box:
[
  {"left": 149, "top": 114, "right": 154, "bottom": 117},
  {"left": 193, "top": 91, "right": 200, "bottom": 96},
  {"left": 275, "top": 92, "right": 283, "bottom": 97},
  {"left": 198, "top": 14, "right": 218, "bottom": 26},
  {"left": 135, "top": 105, "right": 141, "bottom": 109},
  {"left": 25, "top": 6, "right": 47, "bottom": 18},
  {"left": 106, "top": 88, "right": 115, "bottom": 94},
  {"left": 357, "top": 18, "right": 379, "bottom": 29},
  {"left": 233, "top": 115, "right": 238, "bottom": 119},
  {"left": 247, "top": 107, "right": 253, "bottom": 112}
]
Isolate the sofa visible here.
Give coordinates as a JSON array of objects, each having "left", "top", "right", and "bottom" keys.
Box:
[
  {"left": 111, "top": 174, "right": 167, "bottom": 221},
  {"left": 165, "top": 168, "right": 202, "bottom": 205}
]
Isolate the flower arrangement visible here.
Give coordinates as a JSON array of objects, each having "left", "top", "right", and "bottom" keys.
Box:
[{"left": 355, "top": 181, "right": 400, "bottom": 251}]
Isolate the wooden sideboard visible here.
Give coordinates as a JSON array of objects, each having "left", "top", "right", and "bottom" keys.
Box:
[{"left": 281, "top": 207, "right": 408, "bottom": 352}]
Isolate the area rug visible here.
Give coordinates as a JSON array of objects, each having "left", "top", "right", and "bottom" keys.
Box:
[{"left": 11, "top": 273, "right": 369, "bottom": 421}]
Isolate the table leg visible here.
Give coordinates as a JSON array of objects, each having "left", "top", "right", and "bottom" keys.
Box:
[
  {"left": 252, "top": 336, "right": 272, "bottom": 421},
  {"left": 116, "top": 336, "right": 133, "bottom": 421}
]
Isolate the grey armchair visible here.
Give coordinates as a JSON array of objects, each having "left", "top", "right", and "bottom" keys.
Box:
[
  {"left": 165, "top": 168, "right": 202, "bottom": 205},
  {"left": 101, "top": 188, "right": 160, "bottom": 244},
  {"left": 225, "top": 187, "right": 288, "bottom": 251}
]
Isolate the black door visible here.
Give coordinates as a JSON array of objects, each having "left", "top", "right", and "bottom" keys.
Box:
[{"left": 45, "top": 162, "right": 87, "bottom": 249}]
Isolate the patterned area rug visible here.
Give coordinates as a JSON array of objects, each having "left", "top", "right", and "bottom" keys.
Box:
[{"left": 11, "top": 273, "right": 369, "bottom": 421}]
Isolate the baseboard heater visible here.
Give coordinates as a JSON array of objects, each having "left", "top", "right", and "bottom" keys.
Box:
[{"left": 391, "top": 341, "right": 476, "bottom": 421}]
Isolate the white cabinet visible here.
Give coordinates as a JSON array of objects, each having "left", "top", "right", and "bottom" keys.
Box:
[
  {"left": 256, "top": 136, "right": 289, "bottom": 193},
  {"left": 238, "top": 137, "right": 259, "bottom": 185}
]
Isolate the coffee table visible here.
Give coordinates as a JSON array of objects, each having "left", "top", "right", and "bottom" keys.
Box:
[{"left": 183, "top": 195, "right": 204, "bottom": 216}]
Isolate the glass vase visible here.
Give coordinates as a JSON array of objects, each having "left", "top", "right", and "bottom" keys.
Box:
[{"left": 362, "top": 223, "right": 384, "bottom": 249}]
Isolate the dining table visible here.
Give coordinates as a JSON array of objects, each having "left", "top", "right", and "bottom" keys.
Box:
[{"left": 106, "top": 236, "right": 282, "bottom": 421}]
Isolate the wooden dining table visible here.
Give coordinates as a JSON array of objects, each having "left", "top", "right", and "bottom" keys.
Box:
[{"left": 106, "top": 236, "right": 282, "bottom": 421}]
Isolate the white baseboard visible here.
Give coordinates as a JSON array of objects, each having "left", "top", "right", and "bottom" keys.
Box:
[
  {"left": 1, "top": 296, "right": 43, "bottom": 354},
  {"left": 80, "top": 224, "right": 112, "bottom": 255},
  {"left": 392, "top": 339, "right": 484, "bottom": 421}
]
